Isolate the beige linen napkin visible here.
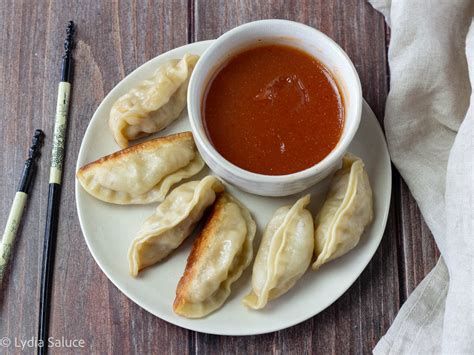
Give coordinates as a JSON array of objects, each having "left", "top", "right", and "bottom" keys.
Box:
[{"left": 368, "top": 0, "right": 474, "bottom": 353}]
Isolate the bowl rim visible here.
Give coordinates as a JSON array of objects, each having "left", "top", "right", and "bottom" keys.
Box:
[{"left": 188, "top": 19, "right": 362, "bottom": 183}]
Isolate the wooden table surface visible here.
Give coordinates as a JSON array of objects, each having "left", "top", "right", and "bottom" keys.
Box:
[{"left": 0, "top": 1, "right": 440, "bottom": 354}]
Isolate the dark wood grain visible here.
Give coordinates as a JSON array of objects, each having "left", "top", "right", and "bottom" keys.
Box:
[
  {"left": 0, "top": 0, "right": 439, "bottom": 354},
  {"left": 0, "top": 1, "right": 51, "bottom": 354}
]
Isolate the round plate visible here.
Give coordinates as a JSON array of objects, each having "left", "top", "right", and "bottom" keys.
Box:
[{"left": 75, "top": 40, "right": 391, "bottom": 336}]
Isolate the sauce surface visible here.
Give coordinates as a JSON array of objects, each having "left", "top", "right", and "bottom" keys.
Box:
[{"left": 203, "top": 44, "right": 344, "bottom": 175}]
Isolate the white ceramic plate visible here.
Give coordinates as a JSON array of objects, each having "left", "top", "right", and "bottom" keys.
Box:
[{"left": 75, "top": 40, "right": 391, "bottom": 336}]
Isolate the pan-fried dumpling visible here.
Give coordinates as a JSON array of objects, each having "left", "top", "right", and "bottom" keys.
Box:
[
  {"left": 312, "top": 153, "right": 373, "bottom": 270},
  {"left": 173, "top": 192, "right": 256, "bottom": 318},
  {"left": 243, "top": 195, "right": 313, "bottom": 309},
  {"left": 128, "top": 176, "right": 224, "bottom": 276},
  {"left": 109, "top": 53, "right": 199, "bottom": 148},
  {"left": 76, "top": 132, "right": 204, "bottom": 205}
]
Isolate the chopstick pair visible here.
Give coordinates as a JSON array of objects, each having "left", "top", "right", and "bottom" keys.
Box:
[{"left": 0, "top": 21, "right": 75, "bottom": 355}]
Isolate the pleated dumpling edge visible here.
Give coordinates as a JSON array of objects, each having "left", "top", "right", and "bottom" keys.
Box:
[
  {"left": 109, "top": 53, "right": 199, "bottom": 148},
  {"left": 243, "top": 194, "right": 314, "bottom": 310},
  {"left": 128, "top": 175, "right": 224, "bottom": 276},
  {"left": 312, "top": 153, "right": 373, "bottom": 271},
  {"left": 76, "top": 132, "right": 204, "bottom": 205},
  {"left": 173, "top": 192, "right": 256, "bottom": 318}
]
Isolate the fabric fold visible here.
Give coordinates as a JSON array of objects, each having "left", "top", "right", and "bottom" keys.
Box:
[{"left": 368, "top": 0, "right": 474, "bottom": 353}]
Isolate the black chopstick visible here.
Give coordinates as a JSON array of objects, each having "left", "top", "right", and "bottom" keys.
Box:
[{"left": 38, "top": 21, "right": 75, "bottom": 355}]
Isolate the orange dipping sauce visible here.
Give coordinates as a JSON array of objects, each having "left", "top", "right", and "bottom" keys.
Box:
[{"left": 203, "top": 44, "right": 344, "bottom": 175}]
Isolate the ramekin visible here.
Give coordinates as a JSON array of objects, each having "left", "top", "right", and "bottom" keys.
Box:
[{"left": 188, "top": 19, "right": 362, "bottom": 196}]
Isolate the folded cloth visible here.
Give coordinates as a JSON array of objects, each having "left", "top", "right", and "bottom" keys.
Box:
[{"left": 368, "top": 0, "right": 474, "bottom": 353}]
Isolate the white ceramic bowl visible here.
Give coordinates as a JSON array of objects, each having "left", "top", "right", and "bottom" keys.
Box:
[{"left": 188, "top": 19, "right": 362, "bottom": 196}]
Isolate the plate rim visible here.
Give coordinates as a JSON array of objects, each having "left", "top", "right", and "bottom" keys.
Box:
[{"left": 75, "top": 40, "right": 392, "bottom": 336}]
